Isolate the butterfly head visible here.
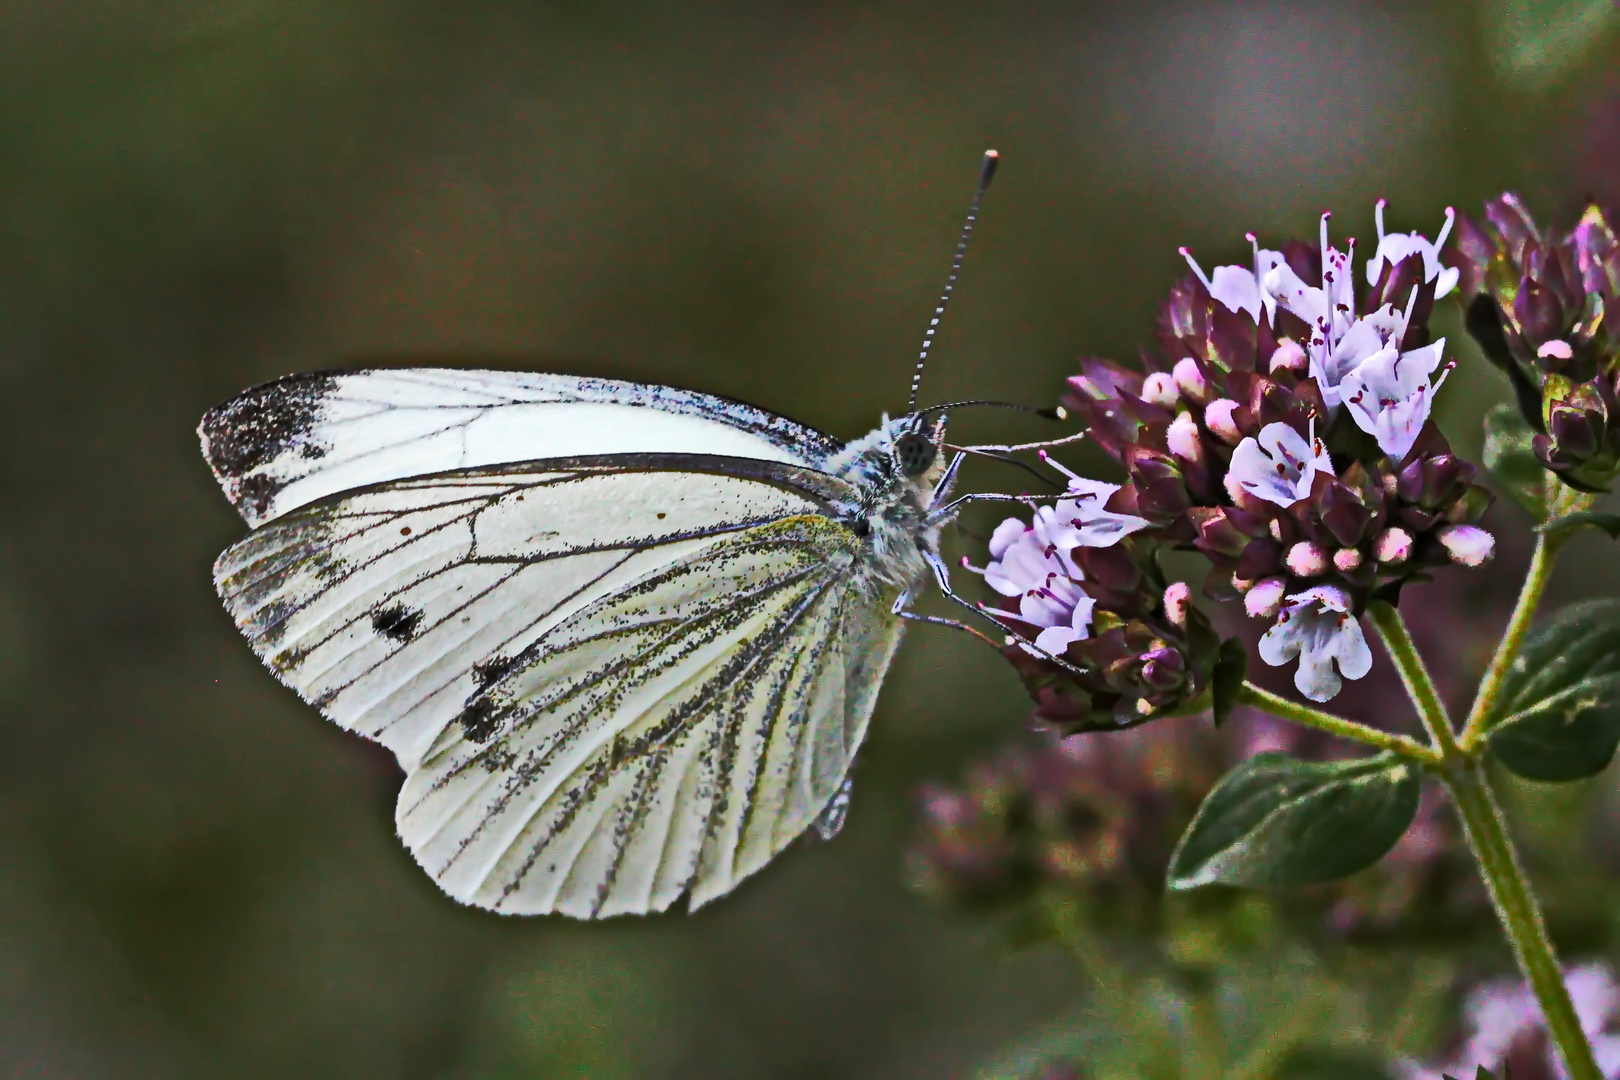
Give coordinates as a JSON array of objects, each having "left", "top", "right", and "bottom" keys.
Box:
[{"left": 871, "top": 411, "right": 949, "bottom": 499}]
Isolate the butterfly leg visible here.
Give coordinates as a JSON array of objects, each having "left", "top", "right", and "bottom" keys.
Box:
[
  {"left": 925, "top": 490, "right": 1040, "bottom": 526},
  {"left": 891, "top": 552, "right": 1089, "bottom": 675},
  {"left": 926, "top": 450, "right": 969, "bottom": 514}
]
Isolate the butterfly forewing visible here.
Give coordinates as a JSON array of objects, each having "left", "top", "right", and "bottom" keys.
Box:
[
  {"left": 199, "top": 369, "right": 842, "bottom": 527},
  {"left": 213, "top": 454, "right": 904, "bottom": 916}
]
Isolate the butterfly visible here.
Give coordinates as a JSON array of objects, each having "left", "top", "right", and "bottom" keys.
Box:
[{"left": 200, "top": 152, "right": 1027, "bottom": 919}]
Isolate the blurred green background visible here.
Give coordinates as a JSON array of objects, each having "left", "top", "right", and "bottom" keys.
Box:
[{"left": 2, "top": 1, "right": 1618, "bottom": 1076}]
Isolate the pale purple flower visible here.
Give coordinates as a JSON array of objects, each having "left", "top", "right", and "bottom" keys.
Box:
[
  {"left": 1034, "top": 457, "right": 1151, "bottom": 563},
  {"left": 1228, "top": 421, "right": 1334, "bottom": 507},
  {"left": 963, "top": 518, "right": 1097, "bottom": 658},
  {"left": 1180, "top": 234, "right": 1288, "bottom": 323},
  {"left": 1264, "top": 211, "right": 1442, "bottom": 410},
  {"left": 1401, "top": 962, "right": 1620, "bottom": 1080},
  {"left": 1258, "top": 585, "right": 1373, "bottom": 702},
  {"left": 1339, "top": 339, "right": 1453, "bottom": 462},
  {"left": 975, "top": 520, "right": 1066, "bottom": 598},
  {"left": 1365, "top": 199, "right": 1460, "bottom": 300}
]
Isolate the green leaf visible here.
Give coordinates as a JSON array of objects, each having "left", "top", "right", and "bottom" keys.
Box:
[
  {"left": 1539, "top": 510, "right": 1620, "bottom": 540},
  {"left": 1482, "top": 402, "right": 1549, "bottom": 521},
  {"left": 1211, "top": 637, "right": 1247, "bottom": 728},
  {"left": 1167, "top": 753, "right": 1420, "bottom": 890},
  {"left": 1488, "top": 599, "right": 1620, "bottom": 781}
]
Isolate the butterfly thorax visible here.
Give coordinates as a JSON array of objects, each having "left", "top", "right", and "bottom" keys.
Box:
[{"left": 819, "top": 416, "right": 949, "bottom": 592}]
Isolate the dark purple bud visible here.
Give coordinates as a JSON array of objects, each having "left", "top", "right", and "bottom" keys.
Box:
[
  {"left": 1547, "top": 400, "right": 1605, "bottom": 461},
  {"left": 1398, "top": 452, "right": 1471, "bottom": 509},
  {"left": 1234, "top": 537, "right": 1283, "bottom": 581},
  {"left": 1068, "top": 356, "right": 1144, "bottom": 402},
  {"left": 1125, "top": 446, "right": 1192, "bottom": 520},
  {"left": 1190, "top": 507, "right": 1249, "bottom": 559},
  {"left": 1449, "top": 211, "right": 1497, "bottom": 298},
  {"left": 1484, "top": 192, "right": 1542, "bottom": 263},
  {"left": 1074, "top": 544, "right": 1141, "bottom": 594},
  {"left": 1514, "top": 274, "right": 1566, "bottom": 346},
  {"left": 1208, "top": 304, "right": 1260, "bottom": 373},
  {"left": 1572, "top": 205, "right": 1619, "bottom": 297},
  {"left": 1368, "top": 251, "right": 1425, "bottom": 314},
  {"left": 1319, "top": 480, "right": 1373, "bottom": 547},
  {"left": 1530, "top": 243, "right": 1583, "bottom": 313},
  {"left": 1139, "top": 648, "right": 1186, "bottom": 691}
]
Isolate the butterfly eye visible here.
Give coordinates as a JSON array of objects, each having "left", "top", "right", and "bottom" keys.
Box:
[{"left": 896, "top": 432, "right": 937, "bottom": 477}]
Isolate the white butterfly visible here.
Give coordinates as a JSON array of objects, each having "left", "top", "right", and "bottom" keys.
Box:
[
  {"left": 201, "top": 367, "right": 974, "bottom": 918},
  {"left": 198, "top": 152, "right": 1042, "bottom": 919}
]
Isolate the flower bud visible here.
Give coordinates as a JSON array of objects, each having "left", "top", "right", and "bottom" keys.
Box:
[
  {"left": 1333, "top": 547, "right": 1363, "bottom": 573},
  {"left": 1515, "top": 277, "right": 1566, "bottom": 352},
  {"left": 1163, "top": 581, "right": 1191, "bottom": 628},
  {"left": 1285, "top": 540, "right": 1329, "bottom": 578},
  {"left": 1244, "top": 576, "right": 1287, "bottom": 619},
  {"left": 1269, "top": 339, "right": 1308, "bottom": 375},
  {"left": 1166, "top": 411, "right": 1204, "bottom": 464},
  {"left": 1139, "top": 649, "right": 1186, "bottom": 691},
  {"left": 1173, "top": 357, "right": 1212, "bottom": 404},
  {"left": 1203, "top": 399, "right": 1244, "bottom": 443},
  {"left": 1141, "top": 371, "right": 1180, "bottom": 408},
  {"left": 1374, "top": 527, "right": 1414, "bottom": 565},
  {"left": 1437, "top": 524, "right": 1494, "bottom": 568},
  {"left": 1191, "top": 507, "right": 1249, "bottom": 558}
]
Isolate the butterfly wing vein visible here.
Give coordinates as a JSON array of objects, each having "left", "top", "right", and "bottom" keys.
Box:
[{"left": 213, "top": 459, "right": 903, "bottom": 917}]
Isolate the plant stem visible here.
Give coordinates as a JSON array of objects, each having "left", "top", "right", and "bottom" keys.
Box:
[
  {"left": 1368, "top": 600, "right": 1602, "bottom": 1078},
  {"left": 1235, "top": 682, "right": 1439, "bottom": 764},
  {"left": 1445, "top": 762, "right": 1603, "bottom": 1080},
  {"left": 1458, "top": 531, "right": 1565, "bottom": 750},
  {"left": 1366, "top": 601, "right": 1460, "bottom": 759}
]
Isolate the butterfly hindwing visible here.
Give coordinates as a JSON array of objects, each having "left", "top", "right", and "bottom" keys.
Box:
[
  {"left": 199, "top": 368, "right": 842, "bottom": 527},
  {"left": 214, "top": 455, "right": 901, "bottom": 916}
]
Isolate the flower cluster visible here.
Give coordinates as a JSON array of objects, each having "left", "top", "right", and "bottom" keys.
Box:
[
  {"left": 1402, "top": 962, "right": 1620, "bottom": 1080},
  {"left": 1453, "top": 196, "right": 1620, "bottom": 492},
  {"left": 976, "top": 204, "right": 1494, "bottom": 705},
  {"left": 962, "top": 464, "right": 1223, "bottom": 730}
]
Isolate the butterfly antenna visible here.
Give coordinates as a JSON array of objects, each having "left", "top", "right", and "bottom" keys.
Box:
[{"left": 908, "top": 149, "right": 999, "bottom": 413}]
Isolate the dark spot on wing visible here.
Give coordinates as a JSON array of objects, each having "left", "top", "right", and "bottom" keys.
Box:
[
  {"left": 472, "top": 654, "right": 517, "bottom": 690},
  {"left": 458, "top": 697, "right": 500, "bottom": 744},
  {"left": 199, "top": 372, "right": 339, "bottom": 512},
  {"left": 234, "top": 473, "right": 281, "bottom": 521},
  {"left": 371, "top": 604, "right": 422, "bottom": 642}
]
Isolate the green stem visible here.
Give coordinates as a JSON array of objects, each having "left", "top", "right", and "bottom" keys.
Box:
[
  {"left": 1366, "top": 601, "right": 1460, "bottom": 761},
  {"left": 1445, "top": 762, "right": 1603, "bottom": 1080},
  {"left": 1459, "top": 531, "right": 1565, "bottom": 750},
  {"left": 1236, "top": 682, "right": 1439, "bottom": 764},
  {"left": 1368, "top": 600, "right": 1601, "bottom": 1078}
]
